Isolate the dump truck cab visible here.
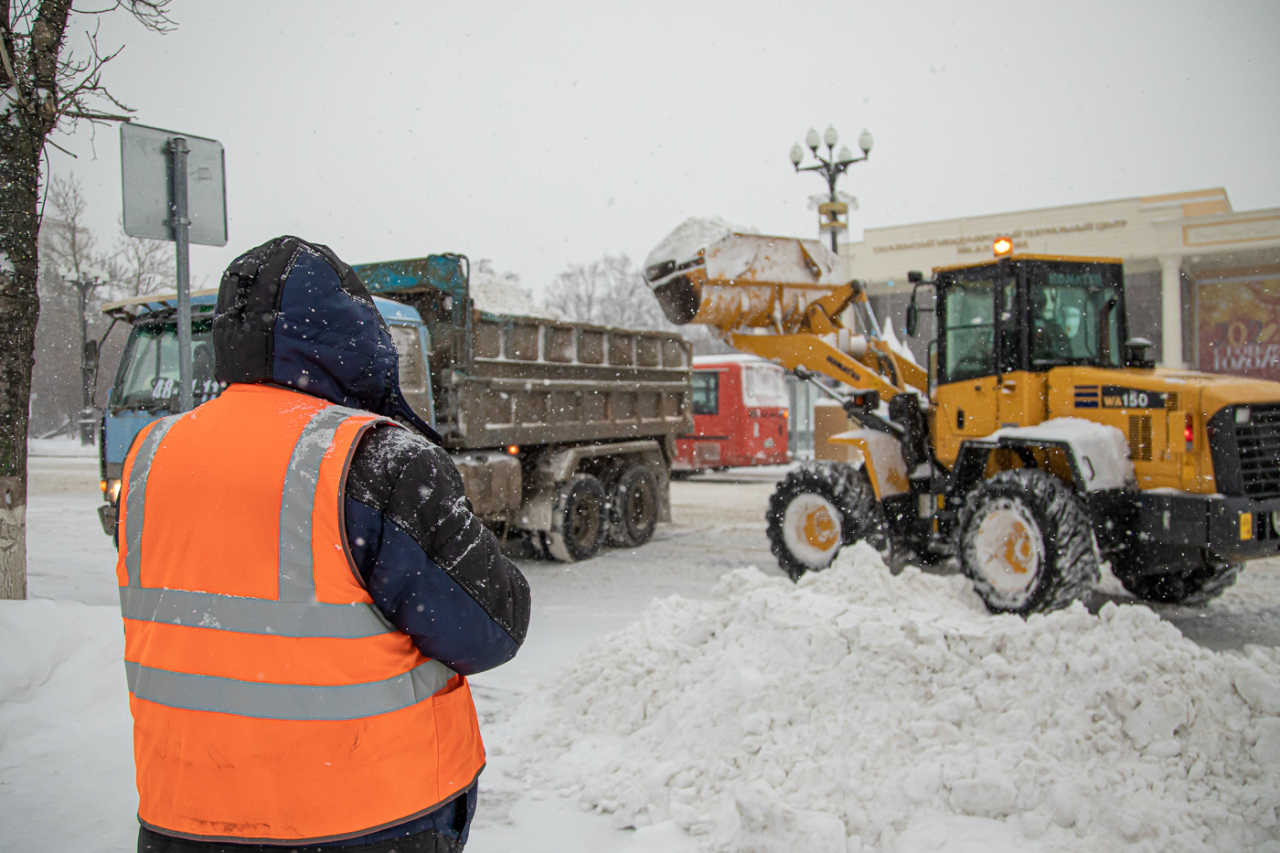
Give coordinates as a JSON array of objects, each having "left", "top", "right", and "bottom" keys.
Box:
[{"left": 95, "top": 289, "right": 435, "bottom": 536}]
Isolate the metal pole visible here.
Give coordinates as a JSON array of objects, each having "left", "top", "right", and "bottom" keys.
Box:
[
  {"left": 829, "top": 168, "right": 839, "bottom": 254},
  {"left": 170, "top": 136, "right": 193, "bottom": 413},
  {"left": 77, "top": 280, "right": 92, "bottom": 445}
]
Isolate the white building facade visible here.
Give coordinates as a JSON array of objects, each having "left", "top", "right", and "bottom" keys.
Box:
[{"left": 841, "top": 189, "right": 1280, "bottom": 382}]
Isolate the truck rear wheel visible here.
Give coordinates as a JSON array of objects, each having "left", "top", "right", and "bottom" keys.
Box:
[
  {"left": 957, "top": 469, "right": 1098, "bottom": 615},
  {"left": 1113, "top": 550, "right": 1241, "bottom": 606},
  {"left": 604, "top": 464, "right": 659, "bottom": 548},
  {"left": 766, "top": 462, "right": 885, "bottom": 582},
  {"left": 547, "top": 474, "right": 607, "bottom": 562}
]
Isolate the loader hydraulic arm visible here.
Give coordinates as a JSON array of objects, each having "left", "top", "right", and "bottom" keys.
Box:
[{"left": 727, "top": 330, "right": 905, "bottom": 400}]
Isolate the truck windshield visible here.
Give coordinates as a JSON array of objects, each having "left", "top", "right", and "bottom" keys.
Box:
[
  {"left": 111, "top": 321, "right": 220, "bottom": 411},
  {"left": 1027, "top": 262, "right": 1123, "bottom": 369}
]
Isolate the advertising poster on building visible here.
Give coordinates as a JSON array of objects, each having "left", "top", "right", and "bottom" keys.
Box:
[{"left": 1198, "top": 273, "right": 1280, "bottom": 381}]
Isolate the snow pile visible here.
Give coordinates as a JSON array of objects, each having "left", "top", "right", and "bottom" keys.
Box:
[
  {"left": 470, "top": 261, "right": 562, "bottom": 320},
  {"left": 990, "top": 418, "right": 1135, "bottom": 492},
  {"left": 510, "top": 544, "right": 1280, "bottom": 852},
  {"left": 643, "top": 217, "right": 756, "bottom": 282},
  {"left": 0, "top": 600, "right": 137, "bottom": 849}
]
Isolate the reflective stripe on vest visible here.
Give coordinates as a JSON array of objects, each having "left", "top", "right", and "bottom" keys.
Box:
[
  {"left": 120, "top": 402, "right": 455, "bottom": 715},
  {"left": 124, "top": 658, "right": 454, "bottom": 721}
]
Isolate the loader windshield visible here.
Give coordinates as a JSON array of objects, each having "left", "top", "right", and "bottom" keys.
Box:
[
  {"left": 938, "top": 259, "right": 1125, "bottom": 383},
  {"left": 939, "top": 271, "right": 1018, "bottom": 383},
  {"left": 1026, "top": 261, "right": 1123, "bottom": 369}
]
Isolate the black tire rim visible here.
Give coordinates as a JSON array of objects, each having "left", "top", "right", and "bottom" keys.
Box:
[{"left": 569, "top": 493, "right": 602, "bottom": 550}]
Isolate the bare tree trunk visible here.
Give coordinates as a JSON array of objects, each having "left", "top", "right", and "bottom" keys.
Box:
[
  {"left": 0, "top": 1, "right": 73, "bottom": 599},
  {"left": 0, "top": 102, "right": 42, "bottom": 600},
  {"left": 0, "top": 1, "right": 172, "bottom": 599}
]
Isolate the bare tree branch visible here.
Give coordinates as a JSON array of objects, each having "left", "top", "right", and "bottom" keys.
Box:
[
  {"left": 544, "top": 255, "right": 672, "bottom": 331},
  {"left": 0, "top": 0, "right": 175, "bottom": 599}
]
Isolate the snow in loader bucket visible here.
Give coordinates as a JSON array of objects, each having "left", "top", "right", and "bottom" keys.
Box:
[{"left": 642, "top": 217, "right": 845, "bottom": 327}]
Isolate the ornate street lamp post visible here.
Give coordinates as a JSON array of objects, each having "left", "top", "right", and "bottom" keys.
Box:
[{"left": 789, "top": 125, "right": 873, "bottom": 252}]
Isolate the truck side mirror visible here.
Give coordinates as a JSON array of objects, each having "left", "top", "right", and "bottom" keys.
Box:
[
  {"left": 83, "top": 339, "right": 99, "bottom": 371},
  {"left": 907, "top": 270, "right": 923, "bottom": 284}
]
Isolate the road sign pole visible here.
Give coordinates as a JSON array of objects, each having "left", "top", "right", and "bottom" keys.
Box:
[{"left": 169, "top": 136, "right": 193, "bottom": 413}]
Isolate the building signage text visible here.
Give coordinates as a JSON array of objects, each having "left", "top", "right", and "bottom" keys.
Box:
[{"left": 872, "top": 220, "right": 1129, "bottom": 255}]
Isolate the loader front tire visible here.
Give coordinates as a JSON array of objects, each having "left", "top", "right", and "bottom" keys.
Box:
[
  {"left": 548, "top": 474, "right": 607, "bottom": 562},
  {"left": 957, "top": 469, "right": 1098, "bottom": 615},
  {"left": 766, "top": 462, "right": 886, "bottom": 582}
]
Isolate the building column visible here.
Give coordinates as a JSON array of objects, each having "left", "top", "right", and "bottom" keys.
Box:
[{"left": 1159, "top": 255, "right": 1183, "bottom": 368}]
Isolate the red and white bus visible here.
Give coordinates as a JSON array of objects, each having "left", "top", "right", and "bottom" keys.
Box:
[{"left": 674, "top": 355, "right": 790, "bottom": 474}]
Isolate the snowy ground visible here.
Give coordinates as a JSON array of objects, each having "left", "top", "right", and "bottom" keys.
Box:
[{"left": 3, "top": 442, "right": 1279, "bottom": 851}]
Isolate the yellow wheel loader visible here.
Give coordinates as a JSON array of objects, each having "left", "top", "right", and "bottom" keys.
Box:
[{"left": 644, "top": 225, "right": 1280, "bottom": 614}]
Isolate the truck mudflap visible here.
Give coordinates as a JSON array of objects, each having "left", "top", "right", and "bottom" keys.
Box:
[
  {"left": 99, "top": 504, "right": 118, "bottom": 540},
  {"left": 451, "top": 452, "right": 522, "bottom": 518},
  {"left": 1085, "top": 489, "right": 1280, "bottom": 562}
]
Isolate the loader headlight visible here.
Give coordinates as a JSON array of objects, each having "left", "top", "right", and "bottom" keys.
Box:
[
  {"left": 1236, "top": 406, "right": 1251, "bottom": 425},
  {"left": 1272, "top": 510, "right": 1280, "bottom": 536}
]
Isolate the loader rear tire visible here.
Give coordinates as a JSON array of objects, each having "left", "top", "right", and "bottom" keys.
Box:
[
  {"left": 604, "top": 464, "right": 659, "bottom": 548},
  {"left": 957, "top": 469, "right": 1098, "bottom": 615},
  {"left": 1114, "top": 550, "right": 1241, "bottom": 606},
  {"left": 547, "top": 474, "right": 607, "bottom": 562},
  {"left": 766, "top": 462, "right": 887, "bottom": 582}
]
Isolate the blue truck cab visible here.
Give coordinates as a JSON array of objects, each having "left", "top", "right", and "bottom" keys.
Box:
[{"left": 96, "top": 288, "right": 433, "bottom": 537}]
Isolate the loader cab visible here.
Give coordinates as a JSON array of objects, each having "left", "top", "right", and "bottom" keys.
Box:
[{"left": 912, "top": 255, "right": 1128, "bottom": 465}]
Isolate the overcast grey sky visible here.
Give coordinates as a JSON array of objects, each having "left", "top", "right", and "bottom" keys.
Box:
[{"left": 46, "top": 0, "right": 1280, "bottom": 295}]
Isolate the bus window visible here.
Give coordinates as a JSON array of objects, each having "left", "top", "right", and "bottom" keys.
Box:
[
  {"left": 692, "top": 372, "right": 719, "bottom": 415},
  {"left": 741, "top": 364, "right": 788, "bottom": 408}
]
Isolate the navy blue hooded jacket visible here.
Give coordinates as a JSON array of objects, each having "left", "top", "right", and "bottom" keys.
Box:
[{"left": 158, "top": 235, "right": 533, "bottom": 850}]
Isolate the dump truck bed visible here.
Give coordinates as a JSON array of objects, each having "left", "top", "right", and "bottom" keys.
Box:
[{"left": 353, "top": 255, "right": 693, "bottom": 450}]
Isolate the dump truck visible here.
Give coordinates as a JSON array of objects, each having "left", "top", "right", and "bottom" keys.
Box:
[
  {"left": 97, "top": 254, "right": 693, "bottom": 561},
  {"left": 643, "top": 224, "right": 1280, "bottom": 614}
]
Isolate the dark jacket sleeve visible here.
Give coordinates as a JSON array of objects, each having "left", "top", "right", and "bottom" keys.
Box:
[{"left": 343, "top": 424, "right": 530, "bottom": 675}]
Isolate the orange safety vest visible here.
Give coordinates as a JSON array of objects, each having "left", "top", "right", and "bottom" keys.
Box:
[{"left": 115, "top": 383, "right": 485, "bottom": 844}]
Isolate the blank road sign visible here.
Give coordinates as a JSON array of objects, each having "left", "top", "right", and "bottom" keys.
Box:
[{"left": 121, "top": 123, "right": 227, "bottom": 246}]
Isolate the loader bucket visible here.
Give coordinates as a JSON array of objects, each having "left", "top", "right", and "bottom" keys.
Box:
[{"left": 644, "top": 227, "right": 846, "bottom": 331}]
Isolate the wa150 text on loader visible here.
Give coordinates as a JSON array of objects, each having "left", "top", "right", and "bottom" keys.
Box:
[{"left": 643, "top": 226, "right": 1280, "bottom": 614}]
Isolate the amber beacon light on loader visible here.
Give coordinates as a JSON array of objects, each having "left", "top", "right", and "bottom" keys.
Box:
[{"left": 643, "top": 222, "right": 1280, "bottom": 615}]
